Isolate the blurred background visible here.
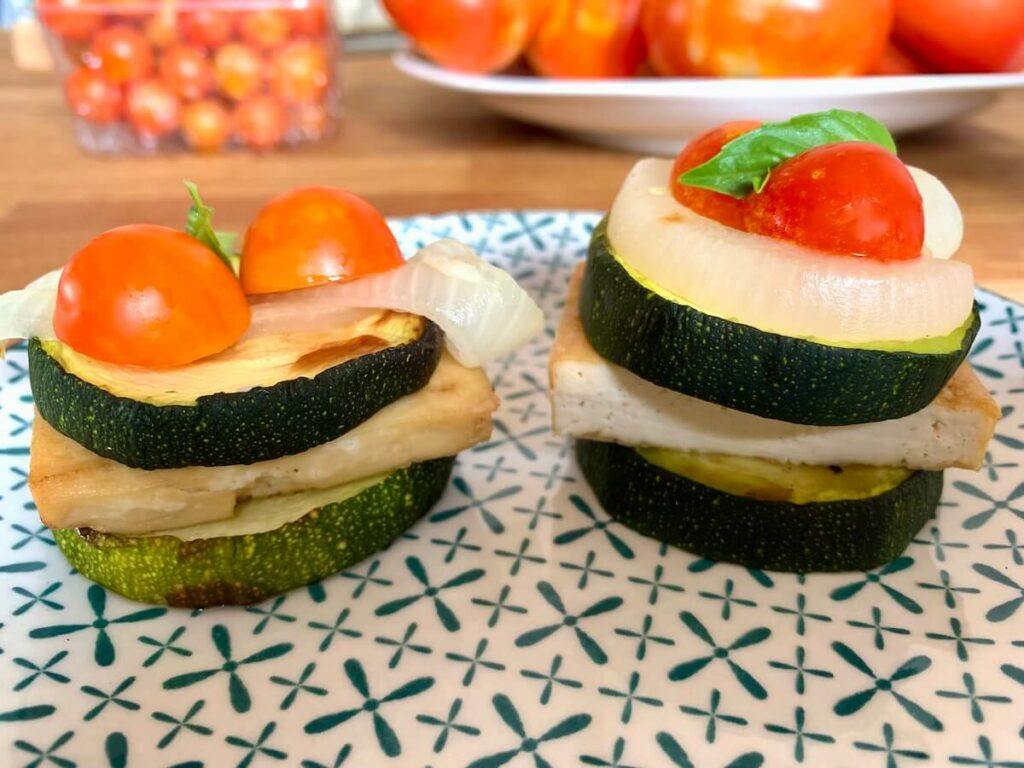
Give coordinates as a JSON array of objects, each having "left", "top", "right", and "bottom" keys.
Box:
[{"left": 0, "top": 0, "right": 1021, "bottom": 297}]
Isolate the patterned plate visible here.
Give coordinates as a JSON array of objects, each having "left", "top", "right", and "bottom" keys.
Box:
[{"left": 1, "top": 211, "right": 1022, "bottom": 768}]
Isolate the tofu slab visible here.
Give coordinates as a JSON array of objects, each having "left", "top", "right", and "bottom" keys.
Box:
[
  {"left": 31, "top": 353, "right": 497, "bottom": 534},
  {"left": 551, "top": 265, "right": 998, "bottom": 471}
]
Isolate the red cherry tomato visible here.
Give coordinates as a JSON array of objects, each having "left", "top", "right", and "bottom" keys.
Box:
[
  {"left": 240, "top": 187, "right": 404, "bottom": 295},
  {"left": 270, "top": 40, "right": 329, "bottom": 103},
  {"left": 288, "top": 2, "right": 327, "bottom": 36},
  {"left": 239, "top": 9, "right": 291, "bottom": 50},
  {"left": 181, "top": 98, "right": 231, "bottom": 151},
  {"left": 179, "top": 8, "right": 234, "bottom": 48},
  {"left": 159, "top": 44, "right": 215, "bottom": 101},
  {"left": 869, "top": 39, "right": 931, "bottom": 74},
  {"left": 144, "top": 8, "right": 179, "bottom": 49},
  {"left": 671, "top": 120, "right": 761, "bottom": 230},
  {"left": 90, "top": 24, "right": 154, "bottom": 84},
  {"left": 53, "top": 224, "right": 251, "bottom": 368},
  {"left": 126, "top": 78, "right": 180, "bottom": 138},
  {"left": 744, "top": 142, "right": 925, "bottom": 262},
  {"left": 527, "top": 0, "right": 646, "bottom": 78},
  {"left": 37, "top": 0, "right": 103, "bottom": 41},
  {"left": 232, "top": 95, "right": 287, "bottom": 150},
  {"left": 642, "top": 0, "right": 693, "bottom": 76},
  {"left": 383, "top": 0, "right": 540, "bottom": 74},
  {"left": 893, "top": 0, "right": 1024, "bottom": 73},
  {"left": 214, "top": 43, "right": 264, "bottom": 100},
  {"left": 64, "top": 66, "right": 122, "bottom": 123}
]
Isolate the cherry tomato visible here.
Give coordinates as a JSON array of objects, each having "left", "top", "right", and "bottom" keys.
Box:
[
  {"left": 214, "top": 43, "right": 264, "bottom": 101},
  {"left": 527, "top": 0, "right": 646, "bottom": 78},
  {"left": 288, "top": 2, "right": 327, "bottom": 36},
  {"left": 53, "top": 224, "right": 250, "bottom": 368},
  {"left": 181, "top": 98, "right": 231, "bottom": 151},
  {"left": 869, "top": 39, "right": 930, "bottom": 74},
  {"left": 239, "top": 9, "right": 291, "bottom": 50},
  {"left": 650, "top": 0, "right": 893, "bottom": 77},
  {"left": 270, "top": 40, "right": 329, "bottom": 103},
  {"left": 64, "top": 66, "right": 122, "bottom": 123},
  {"left": 126, "top": 78, "right": 180, "bottom": 138},
  {"left": 37, "top": 0, "right": 103, "bottom": 42},
  {"left": 893, "top": 0, "right": 1024, "bottom": 73},
  {"left": 144, "top": 9, "right": 179, "bottom": 49},
  {"left": 671, "top": 120, "right": 761, "bottom": 230},
  {"left": 159, "top": 44, "right": 214, "bottom": 101},
  {"left": 179, "top": 8, "right": 234, "bottom": 48},
  {"left": 240, "top": 187, "right": 404, "bottom": 295},
  {"left": 293, "top": 102, "right": 329, "bottom": 139},
  {"left": 744, "top": 142, "right": 924, "bottom": 262},
  {"left": 642, "top": 0, "right": 693, "bottom": 76},
  {"left": 232, "top": 95, "right": 287, "bottom": 150},
  {"left": 383, "top": 0, "right": 539, "bottom": 74},
  {"left": 90, "top": 24, "right": 154, "bottom": 84}
]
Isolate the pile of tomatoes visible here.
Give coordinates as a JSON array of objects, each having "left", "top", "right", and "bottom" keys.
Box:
[
  {"left": 384, "top": 0, "right": 1023, "bottom": 78},
  {"left": 39, "top": 0, "right": 335, "bottom": 153}
]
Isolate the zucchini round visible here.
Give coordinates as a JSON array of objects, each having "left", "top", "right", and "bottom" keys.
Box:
[
  {"left": 576, "top": 439, "right": 942, "bottom": 573},
  {"left": 28, "top": 321, "right": 443, "bottom": 470},
  {"left": 579, "top": 221, "right": 980, "bottom": 426},
  {"left": 53, "top": 457, "right": 454, "bottom": 607}
]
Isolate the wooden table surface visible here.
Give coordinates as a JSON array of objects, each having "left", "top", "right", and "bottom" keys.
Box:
[{"left": 1, "top": 48, "right": 1022, "bottom": 299}]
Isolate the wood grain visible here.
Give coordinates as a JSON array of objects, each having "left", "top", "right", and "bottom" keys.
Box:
[{"left": 0, "top": 47, "right": 1021, "bottom": 300}]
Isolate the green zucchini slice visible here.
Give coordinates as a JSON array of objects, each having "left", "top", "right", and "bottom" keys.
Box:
[
  {"left": 579, "top": 221, "right": 980, "bottom": 426},
  {"left": 54, "top": 457, "right": 454, "bottom": 607},
  {"left": 576, "top": 439, "right": 942, "bottom": 573},
  {"left": 29, "top": 317, "right": 444, "bottom": 470}
]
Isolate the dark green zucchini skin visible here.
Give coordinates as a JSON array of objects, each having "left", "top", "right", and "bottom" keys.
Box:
[
  {"left": 29, "top": 322, "right": 443, "bottom": 470},
  {"left": 579, "top": 222, "right": 980, "bottom": 426},
  {"left": 576, "top": 439, "right": 942, "bottom": 573}
]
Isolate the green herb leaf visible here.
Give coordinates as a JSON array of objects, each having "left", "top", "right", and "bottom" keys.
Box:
[
  {"left": 678, "top": 109, "right": 898, "bottom": 199},
  {"left": 184, "top": 180, "right": 240, "bottom": 273}
]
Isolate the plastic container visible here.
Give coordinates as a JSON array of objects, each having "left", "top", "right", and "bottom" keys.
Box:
[{"left": 37, "top": 0, "right": 339, "bottom": 154}]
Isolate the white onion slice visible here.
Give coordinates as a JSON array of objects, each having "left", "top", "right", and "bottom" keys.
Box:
[
  {"left": 249, "top": 238, "right": 544, "bottom": 367},
  {"left": 909, "top": 165, "right": 963, "bottom": 260},
  {"left": 608, "top": 159, "right": 975, "bottom": 344},
  {"left": 0, "top": 269, "right": 61, "bottom": 351}
]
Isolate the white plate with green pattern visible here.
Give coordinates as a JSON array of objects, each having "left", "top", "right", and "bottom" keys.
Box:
[{"left": 1, "top": 211, "right": 1022, "bottom": 768}]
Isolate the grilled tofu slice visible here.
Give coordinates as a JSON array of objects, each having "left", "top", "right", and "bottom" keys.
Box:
[
  {"left": 551, "top": 265, "right": 998, "bottom": 471},
  {"left": 31, "top": 353, "right": 497, "bottom": 534}
]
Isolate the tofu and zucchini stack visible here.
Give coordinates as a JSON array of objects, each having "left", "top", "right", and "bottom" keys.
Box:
[
  {"left": 551, "top": 111, "right": 997, "bottom": 573},
  {"left": 0, "top": 185, "right": 542, "bottom": 606}
]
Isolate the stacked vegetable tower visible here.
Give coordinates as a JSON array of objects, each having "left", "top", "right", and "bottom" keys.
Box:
[
  {"left": 550, "top": 111, "right": 998, "bottom": 572},
  {"left": 1, "top": 185, "right": 541, "bottom": 606}
]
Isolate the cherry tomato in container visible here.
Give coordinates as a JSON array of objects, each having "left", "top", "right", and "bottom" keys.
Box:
[
  {"left": 159, "top": 44, "right": 215, "bottom": 101},
  {"left": 271, "top": 40, "right": 329, "bottom": 103},
  {"left": 38, "top": 0, "right": 103, "bottom": 42},
  {"left": 293, "top": 102, "right": 328, "bottom": 139},
  {"left": 233, "top": 95, "right": 287, "bottom": 150},
  {"left": 239, "top": 9, "right": 292, "bottom": 50},
  {"left": 288, "top": 2, "right": 327, "bottom": 36},
  {"left": 527, "top": 0, "right": 646, "bottom": 78},
  {"left": 893, "top": 0, "right": 1024, "bottom": 73},
  {"left": 126, "top": 78, "right": 181, "bottom": 139},
  {"left": 642, "top": 0, "right": 693, "bottom": 76},
  {"left": 90, "top": 24, "right": 155, "bottom": 84},
  {"left": 144, "top": 2, "right": 180, "bottom": 49},
  {"left": 744, "top": 142, "right": 924, "bottom": 262},
  {"left": 64, "top": 66, "right": 122, "bottom": 123},
  {"left": 179, "top": 7, "right": 235, "bottom": 48},
  {"left": 181, "top": 98, "right": 231, "bottom": 151},
  {"left": 215, "top": 43, "right": 264, "bottom": 101},
  {"left": 383, "top": 0, "right": 539, "bottom": 73}
]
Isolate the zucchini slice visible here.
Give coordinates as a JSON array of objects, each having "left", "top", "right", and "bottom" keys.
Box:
[
  {"left": 576, "top": 439, "right": 942, "bottom": 573},
  {"left": 54, "top": 457, "right": 454, "bottom": 607},
  {"left": 579, "top": 221, "right": 980, "bottom": 426},
  {"left": 29, "top": 315, "right": 444, "bottom": 470}
]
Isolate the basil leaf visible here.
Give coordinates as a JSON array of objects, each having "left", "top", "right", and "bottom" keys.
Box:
[
  {"left": 184, "top": 180, "right": 239, "bottom": 272},
  {"left": 679, "top": 109, "right": 898, "bottom": 199}
]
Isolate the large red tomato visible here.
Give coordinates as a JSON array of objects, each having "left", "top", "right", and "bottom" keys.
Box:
[{"left": 893, "top": 0, "right": 1024, "bottom": 72}]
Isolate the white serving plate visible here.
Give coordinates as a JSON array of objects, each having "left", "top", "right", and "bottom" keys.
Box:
[{"left": 394, "top": 51, "right": 1024, "bottom": 154}]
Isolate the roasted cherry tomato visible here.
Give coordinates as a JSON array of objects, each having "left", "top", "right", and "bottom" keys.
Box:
[
  {"left": 744, "top": 142, "right": 925, "bottom": 262},
  {"left": 893, "top": 0, "right": 1024, "bottom": 73},
  {"left": 159, "top": 44, "right": 214, "bottom": 101},
  {"left": 383, "top": 0, "right": 539, "bottom": 73},
  {"left": 642, "top": 0, "right": 693, "bottom": 76},
  {"left": 37, "top": 0, "right": 103, "bottom": 41},
  {"left": 64, "top": 66, "right": 122, "bottom": 123},
  {"left": 240, "top": 187, "right": 404, "bottom": 295},
  {"left": 126, "top": 78, "right": 180, "bottom": 138},
  {"left": 215, "top": 43, "right": 264, "bottom": 100},
  {"left": 232, "top": 95, "right": 287, "bottom": 150},
  {"left": 239, "top": 9, "right": 291, "bottom": 50},
  {"left": 179, "top": 7, "right": 234, "bottom": 48},
  {"left": 270, "top": 40, "right": 329, "bottom": 103},
  {"left": 89, "top": 24, "right": 154, "bottom": 84},
  {"left": 181, "top": 98, "right": 231, "bottom": 151},
  {"left": 527, "top": 0, "right": 646, "bottom": 78},
  {"left": 672, "top": 120, "right": 761, "bottom": 230},
  {"left": 53, "top": 224, "right": 250, "bottom": 368},
  {"left": 288, "top": 2, "right": 327, "bottom": 36}
]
